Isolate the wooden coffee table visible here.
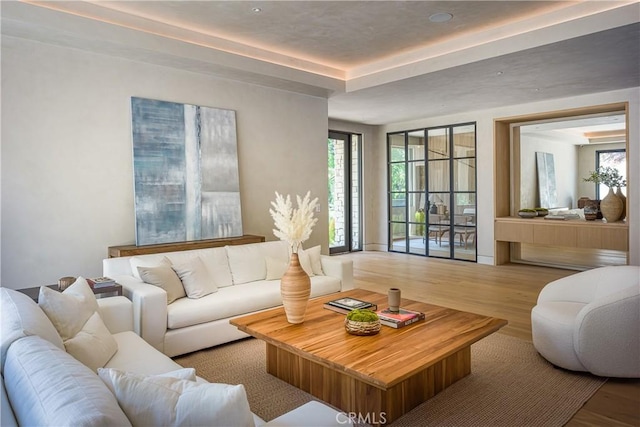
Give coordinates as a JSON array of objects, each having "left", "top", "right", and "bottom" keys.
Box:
[{"left": 231, "top": 289, "right": 507, "bottom": 424}]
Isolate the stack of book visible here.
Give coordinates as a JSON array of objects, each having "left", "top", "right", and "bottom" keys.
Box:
[
  {"left": 323, "top": 297, "right": 377, "bottom": 314},
  {"left": 87, "top": 277, "right": 116, "bottom": 288},
  {"left": 376, "top": 308, "right": 425, "bottom": 328}
]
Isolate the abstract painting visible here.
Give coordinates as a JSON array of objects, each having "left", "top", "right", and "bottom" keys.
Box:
[
  {"left": 131, "top": 97, "right": 243, "bottom": 245},
  {"left": 536, "top": 152, "right": 558, "bottom": 209}
]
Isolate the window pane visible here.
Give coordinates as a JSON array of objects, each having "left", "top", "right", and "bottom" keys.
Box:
[
  {"left": 390, "top": 222, "right": 407, "bottom": 253},
  {"left": 408, "top": 162, "right": 425, "bottom": 193},
  {"left": 390, "top": 163, "right": 406, "bottom": 192},
  {"left": 597, "top": 150, "right": 626, "bottom": 198},
  {"left": 454, "top": 158, "right": 475, "bottom": 191},
  {"left": 408, "top": 131, "right": 425, "bottom": 161},
  {"left": 390, "top": 193, "right": 406, "bottom": 222},
  {"left": 351, "top": 135, "right": 361, "bottom": 251},
  {"left": 427, "top": 128, "right": 449, "bottom": 160},
  {"left": 389, "top": 134, "right": 405, "bottom": 162},
  {"left": 453, "top": 125, "right": 476, "bottom": 158},
  {"left": 428, "top": 160, "right": 450, "bottom": 192}
]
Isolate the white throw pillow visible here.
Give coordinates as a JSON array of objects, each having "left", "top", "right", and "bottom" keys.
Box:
[
  {"left": 38, "top": 279, "right": 118, "bottom": 372},
  {"left": 299, "top": 245, "right": 324, "bottom": 276},
  {"left": 172, "top": 257, "right": 218, "bottom": 298},
  {"left": 157, "top": 368, "right": 197, "bottom": 381},
  {"left": 98, "top": 368, "right": 255, "bottom": 427},
  {"left": 137, "top": 264, "right": 186, "bottom": 304},
  {"left": 265, "top": 256, "right": 289, "bottom": 280},
  {"left": 226, "top": 244, "right": 267, "bottom": 284}
]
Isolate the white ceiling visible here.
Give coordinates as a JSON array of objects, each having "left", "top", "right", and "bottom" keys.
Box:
[{"left": 2, "top": 1, "right": 639, "bottom": 125}]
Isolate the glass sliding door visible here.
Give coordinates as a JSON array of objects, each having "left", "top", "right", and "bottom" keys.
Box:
[
  {"left": 388, "top": 123, "right": 476, "bottom": 261},
  {"left": 328, "top": 131, "right": 362, "bottom": 254},
  {"left": 388, "top": 133, "right": 407, "bottom": 252}
]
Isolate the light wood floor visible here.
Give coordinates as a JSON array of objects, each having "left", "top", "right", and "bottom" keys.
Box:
[{"left": 337, "top": 251, "right": 640, "bottom": 427}]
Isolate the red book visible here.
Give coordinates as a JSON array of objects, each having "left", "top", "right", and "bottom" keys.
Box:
[{"left": 376, "top": 308, "right": 425, "bottom": 328}]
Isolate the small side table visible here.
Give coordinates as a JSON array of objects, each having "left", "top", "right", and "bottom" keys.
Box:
[{"left": 17, "top": 283, "right": 123, "bottom": 302}]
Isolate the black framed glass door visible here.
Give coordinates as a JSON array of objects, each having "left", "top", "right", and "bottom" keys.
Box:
[
  {"left": 328, "top": 131, "right": 362, "bottom": 254},
  {"left": 388, "top": 123, "right": 476, "bottom": 261}
]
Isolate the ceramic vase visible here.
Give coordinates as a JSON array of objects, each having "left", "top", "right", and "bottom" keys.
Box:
[
  {"left": 280, "top": 252, "right": 311, "bottom": 324},
  {"left": 616, "top": 188, "right": 627, "bottom": 221},
  {"left": 600, "top": 188, "right": 623, "bottom": 223}
]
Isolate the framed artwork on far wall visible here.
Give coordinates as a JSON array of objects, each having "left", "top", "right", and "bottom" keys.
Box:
[{"left": 131, "top": 97, "right": 243, "bottom": 245}]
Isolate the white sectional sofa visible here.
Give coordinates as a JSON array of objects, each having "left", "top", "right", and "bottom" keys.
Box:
[
  {"left": 1, "top": 285, "right": 349, "bottom": 426},
  {"left": 103, "top": 240, "right": 354, "bottom": 357}
]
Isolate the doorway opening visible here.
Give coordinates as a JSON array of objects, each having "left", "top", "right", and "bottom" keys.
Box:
[{"left": 328, "top": 131, "right": 362, "bottom": 254}]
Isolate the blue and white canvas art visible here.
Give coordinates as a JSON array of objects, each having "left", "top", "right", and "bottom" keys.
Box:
[{"left": 131, "top": 97, "right": 243, "bottom": 245}]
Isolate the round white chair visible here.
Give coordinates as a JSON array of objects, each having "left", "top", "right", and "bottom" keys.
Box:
[{"left": 531, "top": 265, "right": 640, "bottom": 378}]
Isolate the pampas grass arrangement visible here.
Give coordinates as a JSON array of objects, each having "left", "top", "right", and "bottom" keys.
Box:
[{"left": 269, "top": 191, "right": 319, "bottom": 253}]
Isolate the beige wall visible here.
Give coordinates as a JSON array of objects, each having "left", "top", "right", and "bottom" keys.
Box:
[
  {"left": 1, "top": 36, "right": 329, "bottom": 288},
  {"left": 519, "top": 134, "right": 578, "bottom": 210}
]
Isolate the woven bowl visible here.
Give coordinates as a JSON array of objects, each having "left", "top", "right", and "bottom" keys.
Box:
[{"left": 345, "top": 318, "right": 381, "bottom": 336}]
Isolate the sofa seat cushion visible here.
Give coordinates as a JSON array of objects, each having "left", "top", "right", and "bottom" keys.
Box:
[
  {"left": 105, "top": 331, "right": 183, "bottom": 375},
  {"left": 1, "top": 288, "right": 64, "bottom": 373},
  {"left": 3, "top": 335, "right": 131, "bottom": 427},
  {"left": 168, "top": 281, "right": 283, "bottom": 329},
  {"left": 167, "top": 276, "right": 343, "bottom": 330}
]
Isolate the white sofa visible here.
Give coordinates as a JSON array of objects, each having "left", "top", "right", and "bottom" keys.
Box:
[
  {"left": 103, "top": 240, "right": 354, "bottom": 357},
  {"left": 531, "top": 265, "right": 640, "bottom": 378},
  {"left": 1, "top": 286, "right": 349, "bottom": 426}
]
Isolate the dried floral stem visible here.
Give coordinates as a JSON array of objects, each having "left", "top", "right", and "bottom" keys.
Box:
[{"left": 269, "top": 191, "right": 319, "bottom": 253}]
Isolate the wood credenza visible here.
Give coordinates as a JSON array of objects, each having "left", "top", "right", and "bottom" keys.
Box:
[
  {"left": 108, "top": 234, "right": 265, "bottom": 258},
  {"left": 494, "top": 217, "right": 628, "bottom": 265}
]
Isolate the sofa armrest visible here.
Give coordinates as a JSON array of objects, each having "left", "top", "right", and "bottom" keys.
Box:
[
  {"left": 97, "top": 296, "right": 133, "bottom": 334},
  {"left": 320, "top": 256, "right": 353, "bottom": 291},
  {"left": 113, "top": 276, "right": 168, "bottom": 353},
  {"left": 575, "top": 287, "right": 640, "bottom": 377}
]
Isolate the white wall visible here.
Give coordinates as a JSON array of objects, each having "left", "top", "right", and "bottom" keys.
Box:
[
  {"left": 376, "top": 88, "right": 639, "bottom": 266},
  {"left": 1, "top": 36, "right": 329, "bottom": 289},
  {"left": 519, "top": 134, "right": 578, "bottom": 209}
]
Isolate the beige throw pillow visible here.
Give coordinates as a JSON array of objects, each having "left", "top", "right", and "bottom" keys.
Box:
[
  {"left": 172, "top": 257, "right": 217, "bottom": 299},
  {"left": 265, "top": 256, "right": 289, "bottom": 280},
  {"left": 38, "top": 278, "right": 118, "bottom": 372},
  {"left": 137, "top": 264, "right": 186, "bottom": 304},
  {"left": 299, "top": 245, "right": 324, "bottom": 276}
]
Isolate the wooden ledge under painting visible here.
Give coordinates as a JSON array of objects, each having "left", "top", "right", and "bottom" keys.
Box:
[{"left": 131, "top": 97, "right": 243, "bottom": 246}]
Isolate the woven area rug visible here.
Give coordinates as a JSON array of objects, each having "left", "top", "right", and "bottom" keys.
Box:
[{"left": 174, "top": 333, "right": 606, "bottom": 426}]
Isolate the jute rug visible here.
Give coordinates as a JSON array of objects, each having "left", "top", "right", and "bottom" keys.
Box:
[{"left": 174, "top": 333, "right": 606, "bottom": 426}]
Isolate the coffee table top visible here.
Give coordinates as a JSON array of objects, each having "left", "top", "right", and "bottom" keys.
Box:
[{"left": 231, "top": 289, "right": 507, "bottom": 389}]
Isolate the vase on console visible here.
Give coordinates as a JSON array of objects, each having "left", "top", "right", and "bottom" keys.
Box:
[
  {"left": 616, "top": 188, "right": 626, "bottom": 221},
  {"left": 280, "top": 252, "right": 311, "bottom": 324},
  {"left": 600, "top": 188, "right": 623, "bottom": 223},
  {"left": 270, "top": 191, "right": 318, "bottom": 324}
]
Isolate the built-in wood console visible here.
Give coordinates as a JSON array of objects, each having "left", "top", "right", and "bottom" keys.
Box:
[
  {"left": 108, "top": 234, "right": 265, "bottom": 258},
  {"left": 494, "top": 217, "right": 628, "bottom": 265}
]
